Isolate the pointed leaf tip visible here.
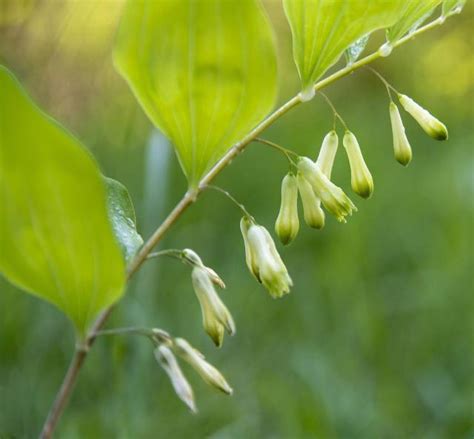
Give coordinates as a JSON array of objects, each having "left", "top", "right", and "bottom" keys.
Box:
[{"left": 114, "top": 0, "right": 278, "bottom": 187}]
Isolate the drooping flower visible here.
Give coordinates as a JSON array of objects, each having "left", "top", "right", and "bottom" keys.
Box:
[
  {"left": 240, "top": 217, "right": 260, "bottom": 281},
  {"left": 316, "top": 130, "right": 339, "bottom": 178},
  {"left": 398, "top": 94, "right": 448, "bottom": 140},
  {"left": 154, "top": 344, "right": 197, "bottom": 413},
  {"left": 389, "top": 102, "right": 412, "bottom": 166},
  {"left": 343, "top": 131, "right": 374, "bottom": 199},
  {"left": 275, "top": 173, "right": 299, "bottom": 245},
  {"left": 297, "top": 157, "right": 357, "bottom": 223},
  {"left": 295, "top": 130, "right": 339, "bottom": 230},
  {"left": 240, "top": 217, "right": 292, "bottom": 298},
  {"left": 173, "top": 338, "right": 233, "bottom": 395},
  {"left": 191, "top": 265, "right": 235, "bottom": 348},
  {"left": 296, "top": 172, "right": 325, "bottom": 229}
]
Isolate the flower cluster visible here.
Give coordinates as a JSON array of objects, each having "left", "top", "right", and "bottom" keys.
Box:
[
  {"left": 150, "top": 86, "right": 448, "bottom": 413},
  {"left": 274, "top": 129, "right": 369, "bottom": 246},
  {"left": 272, "top": 88, "right": 448, "bottom": 250},
  {"left": 153, "top": 330, "right": 233, "bottom": 413}
]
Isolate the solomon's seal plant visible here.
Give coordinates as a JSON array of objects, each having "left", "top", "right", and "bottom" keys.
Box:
[{"left": 0, "top": 0, "right": 462, "bottom": 436}]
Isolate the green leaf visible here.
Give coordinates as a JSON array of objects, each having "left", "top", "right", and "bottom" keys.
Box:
[
  {"left": 442, "top": 0, "right": 466, "bottom": 16},
  {"left": 387, "top": 1, "right": 442, "bottom": 43},
  {"left": 283, "top": 0, "right": 407, "bottom": 93},
  {"left": 105, "top": 177, "right": 143, "bottom": 264},
  {"left": 0, "top": 66, "right": 126, "bottom": 335},
  {"left": 345, "top": 35, "right": 370, "bottom": 66},
  {"left": 114, "top": 0, "right": 277, "bottom": 187}
]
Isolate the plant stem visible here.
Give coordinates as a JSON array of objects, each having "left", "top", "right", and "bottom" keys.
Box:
[
  {"left": 253, "top": 137, "right": 299, "bottom": 165},
  {"left": 146, "top": 249, "right": 183, "bottom": 260},
  {"left": 95, "top": 327, "right": 155, "bottom": 338},
  {"left": 206, "top": 185, "right": 253, "bottom": 218},
  {"left": 317, "top": 91, "right": 348, "bottom": 130},
  {"left": 39, "top": 17, "right": 446, "bottom": 438}
]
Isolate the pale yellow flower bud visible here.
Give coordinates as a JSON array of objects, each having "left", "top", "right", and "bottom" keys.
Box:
[
  {"left": 243, "top": 221, "right": 293, "bottom": 298},
  {"left": 398, "top": 94, "right": 448, "bottom": 141},
  {"left": 275, "top": 173, "right": 299, "bottom": 245},
  {"left": 240, "top": 216, "right": 260, "bottom": 282},
  {"left": 154, "top": 345, "right": 197, "bottom": 413},
  {"left": 343, "top": 131, "right": 374, "bottom": 199},
  {"left": 296, "top": 173, "right": 325, "bottom": 229},
  {"left": 297, "top": 157, "right": 357, "bottom": 223},
  {"left": 191, "top": 266, "right": 235, "bottom": 347},
  {"left": 389, "top": 102, "right": 412, "bottom": 166},
  {"left": 316, "top": 130, "right": 339, "bottom": 178},
  {"left": 173, "top": 338, "right": 233, "bottom": 395}
]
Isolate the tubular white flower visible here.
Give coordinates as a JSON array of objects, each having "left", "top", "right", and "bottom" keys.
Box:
[
  {"left": 275, "top": 173, "right": 299, "bottom": 245},
  {"left": 398, "top": 94, "right": 448, "bottom": 140},
  {"left": 316, "top": 130, "right": 339, "bottom": 178},
  {"left": 240, "top": 216, "right": 260, "bottom": 281},
  {"left": 297, "top": 172, "right": 325, "bottom": 229},
  {"left": 191, "top": 266, "right": 235, "bottom": 347},
  {"left": 389, "top": 102, "right": 412, "bottom": 166},
  {"left": 343, "top": 131, "right": 374, "bottom": 199},
  {"left": 243, "top": 221, "right": 292, "bottom": 298},
  {"left": 294, "top": 130, "right": 338, "bottom": 230},
  {"left": 173, "top": 338, "right": 233, "bottom": 395},
  {"left": 297, "top": 157, "right": 357, "bottom": 223},
  {"left": 154, "top": 345, "right": 197, "bottom": 413}
]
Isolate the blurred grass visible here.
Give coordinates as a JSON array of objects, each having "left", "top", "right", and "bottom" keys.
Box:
[{"left": 0, "top": 1, "right": 473, "bottom": 438}]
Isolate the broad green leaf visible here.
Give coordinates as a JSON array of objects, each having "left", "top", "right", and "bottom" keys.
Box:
[
  {"left": 442, "top": 0, "right": 466, "bottom": 16},
  {"left": 345, "top": 35, "right": 370, "bottom": 66},
  {"left": 105, "top": 177, "right": 143, "bottom": 264},
  {"left": 0, "top": 66, "right": 126, "bottom": 335},
  {"left": 387, "top": 1, "right": 442, "bottom": 43},
  {"left": 283, "top": 0, "right": 407, "bottom": 93},
  {"left": 114, "top": 0, "right": 277, "bottom": 187}
]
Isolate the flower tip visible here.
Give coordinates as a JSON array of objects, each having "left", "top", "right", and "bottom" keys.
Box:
[
  {"left": 225, "top": 315, "right": 236, "bottom": 336},
  {"left": 396, "top": 153, "right": 412, "bottom": 167},
  {"left": 434, "top": 124, "right": 448, "bottom": 141},
  {"left": 356, "top": 182, "right": 374, "bottom": 199},
  {"left": 209, "top": 329, "right": 224, "bottom": 348},
  {"left": 187, "top": 399, "right": 198, "bottom": 414},
  {"left": 276, "top": 230, "right": 295, "bottom": 246},
  {"left": 222, "top": 383, "right": 234, "bottom": 395}
]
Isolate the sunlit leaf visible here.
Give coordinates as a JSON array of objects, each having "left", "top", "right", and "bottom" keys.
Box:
[
  {"left": 387, "top": 1, "right": 442, "bottom": 43},
  {"left": 283, "top": 0, "right": 406, "bottom": 93},
  {"left": 442, "top": 0, "right": 466, "bottom": 16},
  {"left": 0, "top": 66, "right": 126, "bottom": 335},
  {"left": 105, "top": 177, "right": 143, "bottom": 264},
  {"left": 114, "top": 0, "right": 277, "bottom": 187},
  {"left": 345, "top": 35, "right": 370, "bottom": 66}
]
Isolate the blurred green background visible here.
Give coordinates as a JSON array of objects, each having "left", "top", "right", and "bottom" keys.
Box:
[{"left": 0, "top": 1, "right": 473, "bottom": 438}]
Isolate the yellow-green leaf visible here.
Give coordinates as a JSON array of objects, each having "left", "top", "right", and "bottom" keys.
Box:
[
  {"left": 114, "top": 0, "right": 278, "bottom": 187},
  {"left": 283, "top": 0, "right": 406, "bottom": 93},
  {"left": 387, "top": 0, "right": 442, "bottom": 43},
  {"left": 0, "top": 66, "right": 126, "bottom": 335}
]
